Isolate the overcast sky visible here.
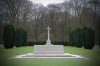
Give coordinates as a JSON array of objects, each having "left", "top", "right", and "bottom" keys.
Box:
[{"left": 29, "top": 0, "right": 65, "bottom": 6}]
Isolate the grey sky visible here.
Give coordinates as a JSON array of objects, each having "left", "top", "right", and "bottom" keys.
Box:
[{"left": 29, "top": 0, "right": 65, "bottom": 6}]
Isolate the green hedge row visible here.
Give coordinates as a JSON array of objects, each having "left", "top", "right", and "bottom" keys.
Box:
[
  {"left": 15, "top": 28, "right": 27, "bottom": 47},
  {"left": 27, "top": 42, "right": 68, "bottom": 46},
  {"left": 69, "top": 27, "right": 95, "bottom": 49},
  {"left": 3, "top": 25, "right": 27, "bottom": 48}
]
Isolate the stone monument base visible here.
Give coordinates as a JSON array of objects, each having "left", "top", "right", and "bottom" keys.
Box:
[
  {"left": 14, "top": 53, "right": 86, "bottom": 59},
  {"left": 34, "top": 45, "right": 64, "bottom": 56}
]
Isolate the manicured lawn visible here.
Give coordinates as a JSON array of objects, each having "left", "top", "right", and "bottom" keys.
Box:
[{"left": 0, "top": 46, "right": 100, "bottom": 66}]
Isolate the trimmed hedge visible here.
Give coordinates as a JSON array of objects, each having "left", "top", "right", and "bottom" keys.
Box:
[
  {"left": 69, "top": 31, "right": 76, "bottom": 46},
  {"left": 75, "top": 28, "right": 83, "bottom": 48},
  {"left": 22, "top": 31, "right": 27, "bottom": 46},
  {"left": 83, "top": 27, "right": 95, "bottom": 49},
  {"left": 27, "top": 42, "right": 68, "bottom": 46},
  {"left": 69, "top": 28, "right": 83, "bottom": 47},
  {"left": 69, "top": 27, "right": 95, "bottom": 49},
  {"left": 15, "top": 28, "right": 27, "bottom": 47},
  {"left": 3, "top": 25, "right": 15, "bottom": 49}
]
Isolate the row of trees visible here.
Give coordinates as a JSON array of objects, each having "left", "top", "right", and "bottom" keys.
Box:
[
  {"left": 0, "top": 0, "right": 100, "bottom": 47},
  {"left": 3, "top": 25, "right": 27, "bottom": 49}
]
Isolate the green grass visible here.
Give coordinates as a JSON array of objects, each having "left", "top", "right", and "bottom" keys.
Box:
[{"left": 0, "top": 46, "right": 100, "bottom": 66}]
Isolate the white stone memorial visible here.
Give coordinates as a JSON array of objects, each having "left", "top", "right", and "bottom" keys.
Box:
[
  {"left": 14, "top": 26, "right": 86, "bottom": 59},
  {"left": 34, "top": 26, "right": 64, "bottom": 56}
]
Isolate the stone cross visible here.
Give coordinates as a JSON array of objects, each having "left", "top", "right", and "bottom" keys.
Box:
[{"left": 46, "top": 26, "right": 52, "bottom": 45}]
